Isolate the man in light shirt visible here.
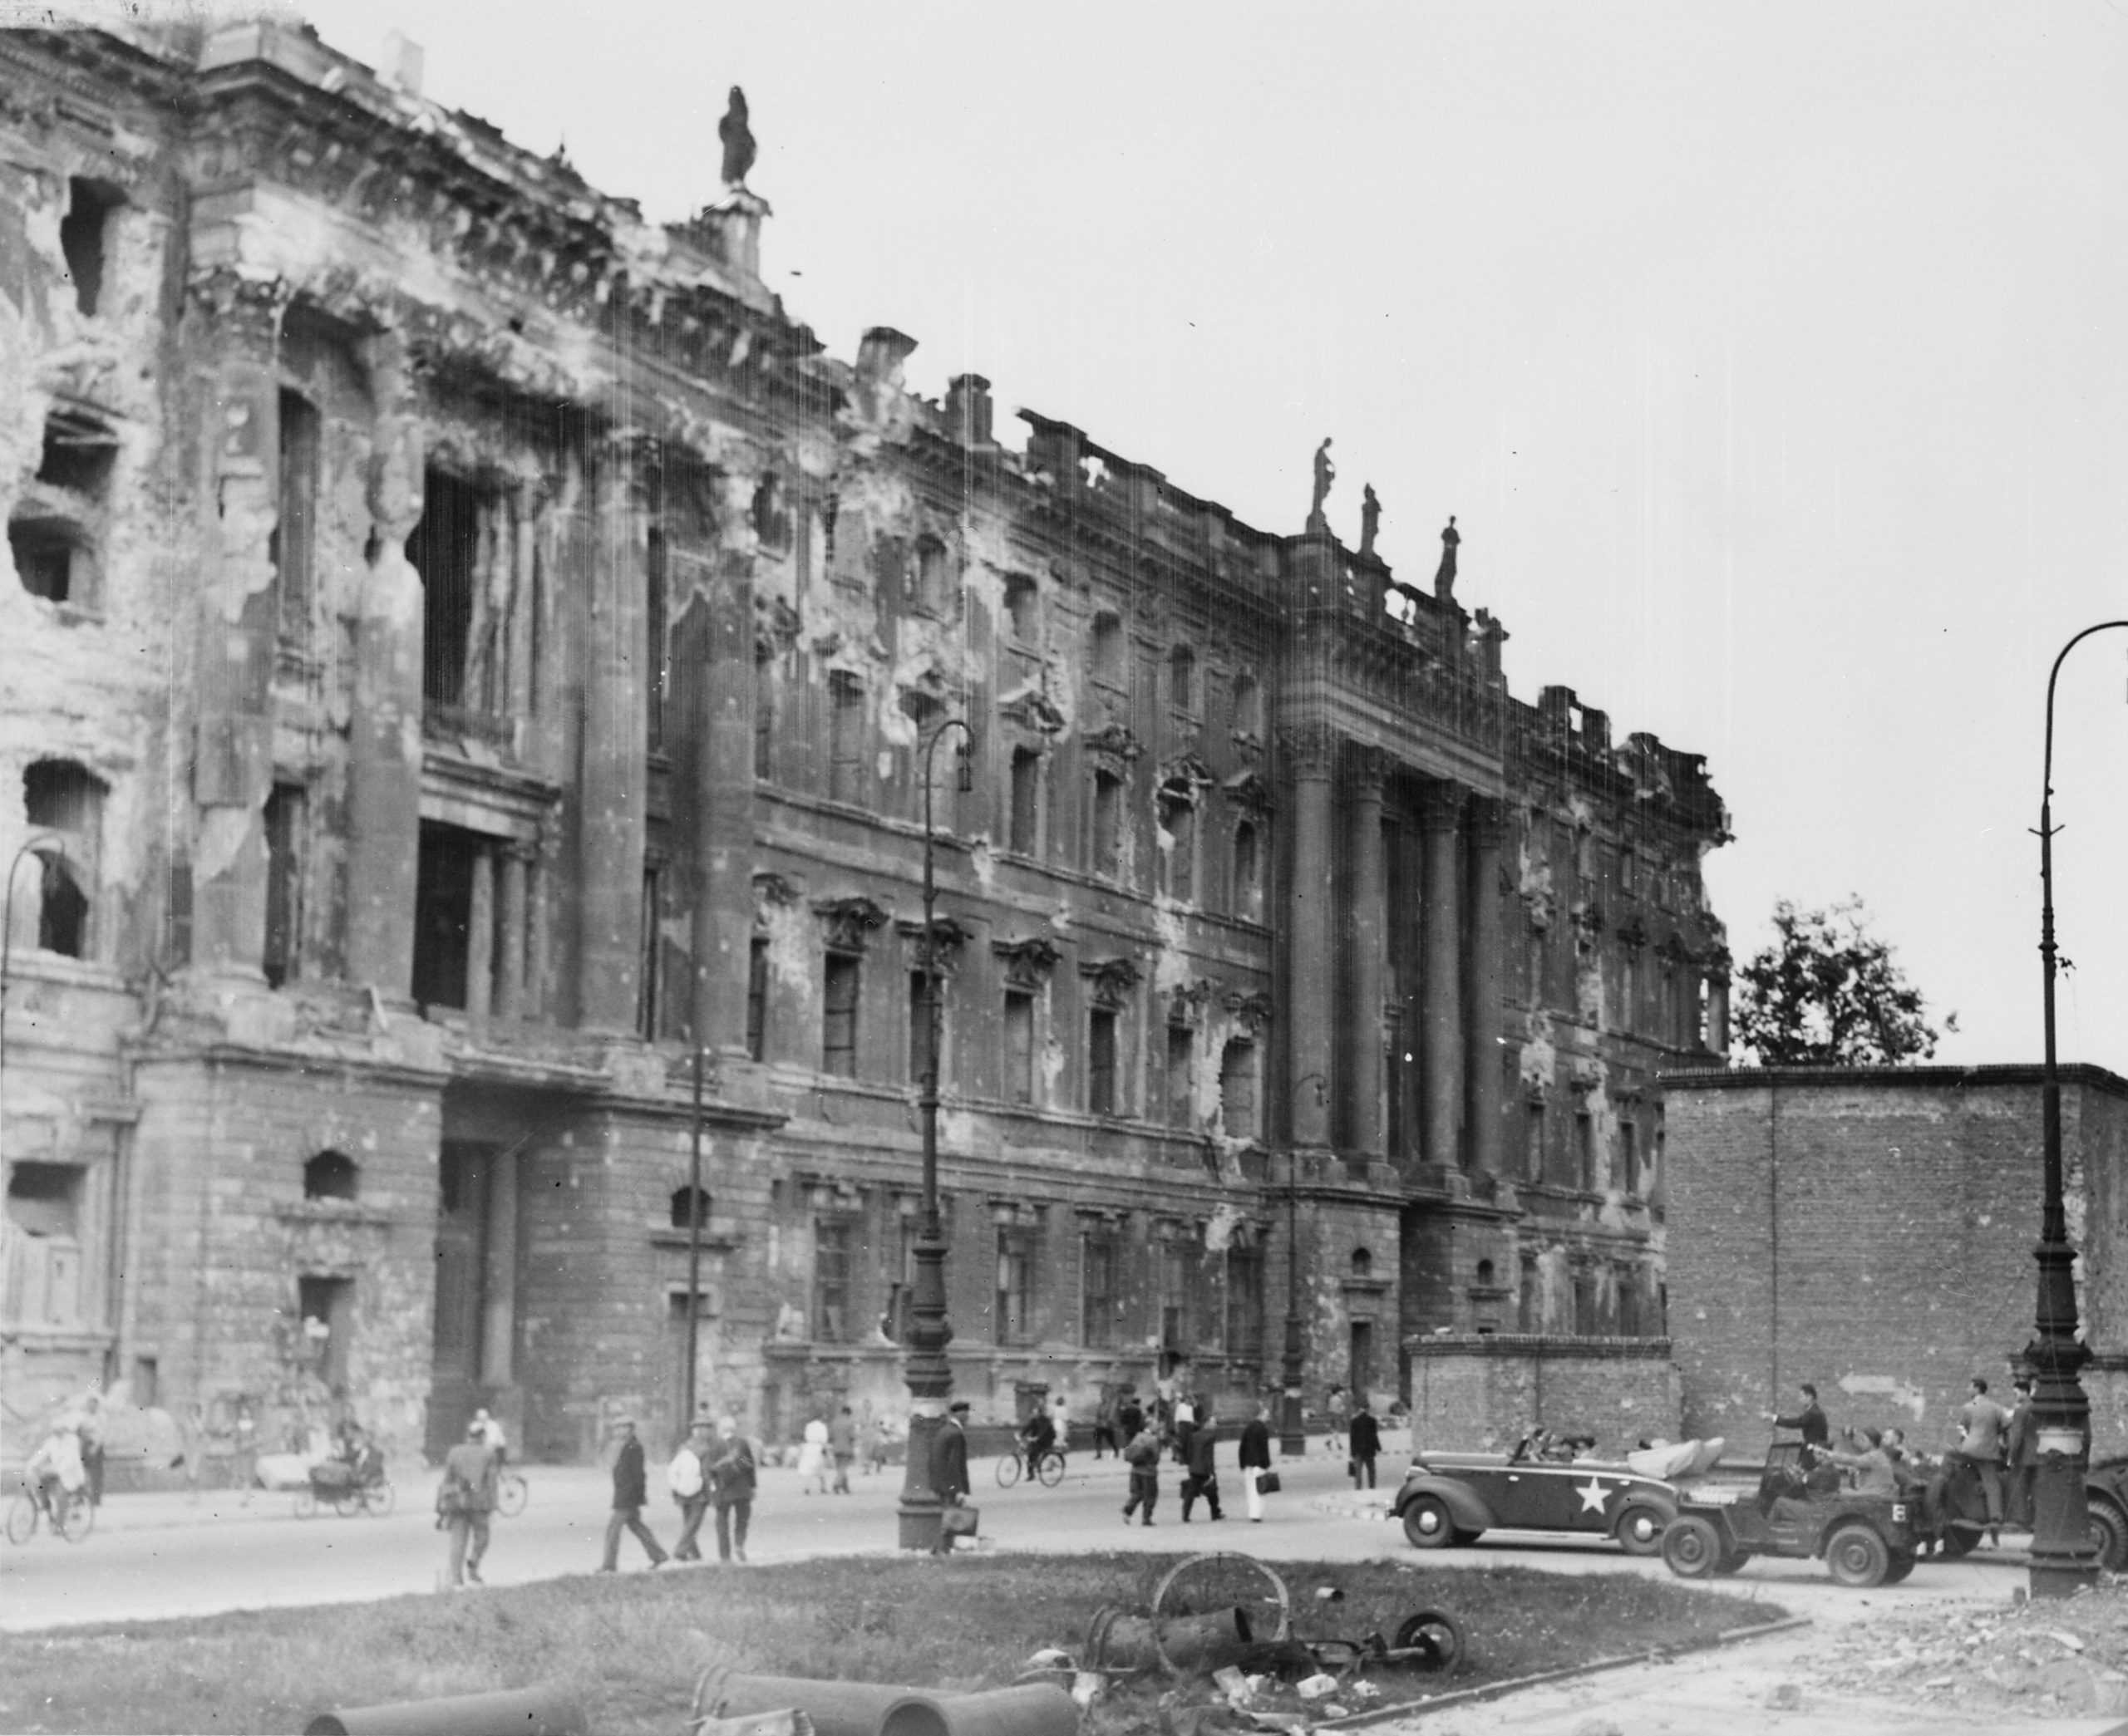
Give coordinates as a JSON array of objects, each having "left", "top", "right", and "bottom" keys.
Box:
[
  {"left": 1953, "top": 1375, "right": 2012, "bottom": 1537},
  {"left": 667, "top": 1419, "right": 712, "bottom": 1561}
]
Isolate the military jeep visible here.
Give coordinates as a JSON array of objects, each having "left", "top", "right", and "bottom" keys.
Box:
[{"left": 1661, "top": 1440, "right": 1933, "bottom": 1588}]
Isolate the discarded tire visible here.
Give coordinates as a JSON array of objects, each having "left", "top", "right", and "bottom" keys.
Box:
[
  {"left": 303, "top": 1685, "right": 586, "bottom": 1736},
  {"left": 1392, "top": 1611, "right": 1462, "bottom": 1673}
]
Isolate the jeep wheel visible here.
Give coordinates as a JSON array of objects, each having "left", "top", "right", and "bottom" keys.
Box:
[
  {"left": 1936, "top": 1524, "right": 1977, "bottom": 1559},
  {"left": 1613, "top": 1504, "right": 1665, "bottom": 1556},
  {"left": 1881, "top": 1552, "right": 1917, "bottom": 1585},
  {"left": 1826, "top": 1522, "right": 1892, "bottom": 1588},
  {"left": 2088, "top": 1498, "right": 2126, "bottom": 1572},
  {"left": 1661, "top": 1514, "right": 1723, "bottom": 1579},
  {"left": 1401, "top": 1494, "right": 1457, "bottom": 1551}
]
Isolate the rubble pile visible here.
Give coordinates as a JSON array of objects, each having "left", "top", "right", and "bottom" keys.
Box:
[{"left": 1807, "top": 1584, "right": 2128, "bottom": 1719}]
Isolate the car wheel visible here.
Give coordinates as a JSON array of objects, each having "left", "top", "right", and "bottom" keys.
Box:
[
  {"left": 1825, "top": 1522, "right": 1892, "bottom": 1588},
  {"left": 1401, "top": 1493, "right": 1456, "bottom": 1550},
  {"left": 2088, "top": 1498, "right": 2126, "bottom": 1571},
  {"left": 1392, "top": 1610, "right": 1463, "bottom": 1672},
  {"left": 1661, "top": 1514, "right": 1723, "bottom": 1579},
  {"left": 1614, "top": 1504, "right": 1665, "bottom": 1556},
  {"left": 1880, "top": 1552, "right": 1917, "bottom": 1585}
]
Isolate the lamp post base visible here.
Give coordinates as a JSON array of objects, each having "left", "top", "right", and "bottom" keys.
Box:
[{"left": 897, "top": 1494, "right": 943, "bottom": 1553}]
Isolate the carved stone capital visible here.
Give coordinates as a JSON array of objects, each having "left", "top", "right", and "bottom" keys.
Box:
[
  {"left": 993, "top": 935, "right": 1062, "bottom": 989},
  {"left": 1079, "top": 956, "right": 1143, "bottom": 1010},
  {"left": 1083, "top": 722, "right": 1142, "bottom": 764},
  {"left": 1224, "top": 987, "right": 1274, "bottom": 1032},
  {"left": 814, "top": 895, "right": 887, "bottom": 952},
  {"left": 1341, "top": 744, "right": 1392, "bottom": 801},
  {"left": 1416, "top": 781, "right": 1465, "bottom": 835},
  {"left": 896, "top": 914, "right": 970, "bottom": 972},
  {"left": 1467, "top": 796, "right": 1508, "bottom": 851},
  {"left": 1277, "top": 722, "right": 1342, "bottom": 777}
]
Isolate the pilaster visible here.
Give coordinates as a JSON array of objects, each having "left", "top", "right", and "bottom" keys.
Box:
[
  {"left": 1341, "top": 746, "right": 1389, "bottom": 1157},
  {"left": 1465, "top": 797, "right": 1506, "bottom": 1179},
  {"left": 1281, "top": 723, "right": 1337, "bottom": 1149},
  {"left": 1418, "top": 782, "right": 1465, "bottom": 1172}
]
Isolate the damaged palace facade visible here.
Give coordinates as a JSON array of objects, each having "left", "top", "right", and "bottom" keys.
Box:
[{"left": 0, "top": 24, "right": 1730, "bottom": 1464}]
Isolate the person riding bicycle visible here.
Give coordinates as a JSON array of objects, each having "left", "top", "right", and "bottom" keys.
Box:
[
  {"left": 24, "top": 1424, "right": 86, "bottom": 1532},
  {"left": 1019, "top": 1407, "right": 1057, "bottom": 1482}
]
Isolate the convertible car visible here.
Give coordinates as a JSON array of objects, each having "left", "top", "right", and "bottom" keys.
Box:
[{"left": 1392, "top": 1443, "right": 1688, "bottom": 1555}]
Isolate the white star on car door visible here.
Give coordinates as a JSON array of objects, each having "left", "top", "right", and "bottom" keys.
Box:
[{"left": 1575, "top": 1477, "right": 1609, "bottom": 1514}]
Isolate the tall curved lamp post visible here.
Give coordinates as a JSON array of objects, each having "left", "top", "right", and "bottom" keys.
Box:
[
  {"left": 1281, "top": 1072, "right": 1328, "bottom": 1455},
  {"left": 1, "top": 833, "right": 67, "bottom": 1172},
  {"left": 898, "top": 718, "right": 971, "bottom": 1550},
  {"left": 2027, "top": 621, "right": 2127, "bottom": 1596}
]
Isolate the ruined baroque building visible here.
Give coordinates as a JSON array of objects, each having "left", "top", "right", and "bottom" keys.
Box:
[{"left": 0, "top": 23, "right": 1730, "bottom": 1463}]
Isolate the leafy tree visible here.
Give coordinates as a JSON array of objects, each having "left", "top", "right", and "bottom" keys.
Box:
[{"left": 1732, "top": 897, "right": 1955, "bottom": 1065}]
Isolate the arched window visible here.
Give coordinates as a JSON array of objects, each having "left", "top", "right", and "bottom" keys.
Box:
[
  {"left": 1232, "top": 821, "right": 1261, "bottom": 922},
  {"left": 1350, "top": 1247, "right": 1373, "bottom": 1278},
  {"left": 23, "top": 759, "right": 104, "bottom": 958},
  {"left": 1090, "top": 612, "right": 1124, "bottom": 686},
  {"left": 1475, "top": 1257, "right": 1495, "bottom": 1288},
  {"left": 1169, "top": 646, "right": 1196, "bottom": 714},
  {"left": 670, "top": 1185, "right": 712, "bottom": 1230},
  {"left": 303, "top": 1150, "right": 359, "bottom": 1202}
]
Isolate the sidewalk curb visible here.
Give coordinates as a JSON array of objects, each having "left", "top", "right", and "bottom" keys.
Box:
[{"left": 1312, "top": 1613, "right": 1814, "bottom": 1730}]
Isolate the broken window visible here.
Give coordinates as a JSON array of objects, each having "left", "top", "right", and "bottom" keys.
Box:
[
  {"left": 1157, "top": 786, "right": 1195, "bottom": 902},
  {"left": 9, "top": 518, "right": 92, "bottom": 608},
  {"left": 821, "top": 952, "right": 860, "bottom": 1076},
  {"left": 1229, "top": 671, "right": 1261, "bottom": 738},
  {"left": 273, "top": 391, "right": 319, "bottom": 642},
  {"left": 1008, "top": 748, "right": 1041, "bottom": 855},
  {"left": 913, "top": 535, "right": 950, "bottom": 612},
  {"left": 1087, "top": 1007, "right": 1118, "bottom": 1116},
  {"left": 1081, "top": 1231, "right": 1118, "bottom": 1348},
  {"left": 1168, "top": 645, "right": 1195, "bottom": 713},
  {"left": 1575, "top": 1109, "right": 1595, "bottom": 1191},
  {"left": 1165, "top": 1025, "right": 1194, "bottom": 1129},
  {"left": 296, "top": 1274, "right": 352, "bottom": 1389},
  {"left": 263, "top": 782, "right": 304, "bottom": 988},
  {"left": 412, "top": 820, "right": 482, "bottom": 1009},
  {"left": 813, "top": 1218, "right": 851, "bottom": 1342},
  {"left": 1232, "top": 821, "right": 1261, "bottom": 922},
  {"left": 1524, "top": 1099, "right": 1546, "bottom": 1183},
  {"left": 828, "top": 672, "right": 866, "bottom": 804},
  {"left": 303, "top": 1150, "right": 359, "bottom": 1202},
  {"left": 1225, "top": 1247, "right": 1264, "bottom": 1358},
  {"left": 994, "top": 1227, "right": 1034, "bottom": 1345},
  {"left": 1003, "top": 572, "right": 1038, "bottom": 642},
  {"left": 754, "top": 647, "right": 775, "bottom": 780},
  {"left": 1091, "top": 770, "right": 1122, "bottom": 878},
  {"left": 408, "top": 467, "right": 484, "bottom": 711},
  {"left": 4, "top": 1162, "right": 83, "bottom": 1325},
  {"left": 637, "top": 863, "right": 663, "bottom": 1040},
  {"left": 1089, "top": 612, "right": 1123, "bottom": 686},
  {"left": 1620, "top": 1118, "right": 1640, "bottom": 1195},
  {"left": 670, "top": 1186, "right": 712, "bottom": 1231},
  {"left": 1219, "top": 1038, "right": 1259, "bottom": 1140},
  {"left": 36, "top": 406, "right": 116, "bottom": 497},
  {"left": 1002, "top": 990, "right": 1036, "bottom": 1106},
  {"left": 59, "top": 179, "right": 123, "bottom": 317},
  {"left": 24, "top": 760, "right": 103, "bottom": 958},
  {"left": 747, "top": 937, "right": 771, "bottom": 1061}
]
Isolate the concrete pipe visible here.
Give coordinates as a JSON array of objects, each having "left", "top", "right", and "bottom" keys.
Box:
[
  {"left": 877, "top": 1685, "right": 1078, "bottom": 1736},
  {"left": 303, "top": 1685, "right": 586, "bottom": 1736},
  {"left": 695, "top": 1670, "right": 916, "bottom": 1736}
]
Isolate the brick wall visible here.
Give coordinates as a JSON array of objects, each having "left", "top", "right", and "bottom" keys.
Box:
[
  {"left": 1664, "top": 1065, "right": 2128, "bottom": 1459},
  {"left": 1406, "top": 1336, "right": 1681, "bottom": 1453}
]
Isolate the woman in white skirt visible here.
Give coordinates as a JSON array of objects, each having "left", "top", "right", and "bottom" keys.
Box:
[
  {"left": 1239, "top": 1403, "right": 1274, "bottom": 1522},
  {"left": 796, "top": 1416, "right": 831, "bottom": 1494}
]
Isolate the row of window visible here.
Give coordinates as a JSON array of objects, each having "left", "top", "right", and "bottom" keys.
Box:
[{"left": 1518, "top": 1094, "right": 1665, "bottom": 1198}]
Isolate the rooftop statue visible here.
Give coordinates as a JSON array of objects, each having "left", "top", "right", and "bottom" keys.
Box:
[
  {"left": 1360, "top": 484, "right": 1381, "bottom": 558},
  {"left": 1308, "top": 437, "right": 1335, "bottom": 532},
  {"left": 1435, "top": 514, "right": 1460, "bottom": 600},
  {"left": 720, "top": 86, "right": 756, "bottom": 188}
]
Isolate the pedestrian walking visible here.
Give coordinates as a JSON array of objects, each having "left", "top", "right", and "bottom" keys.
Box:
[
  {"left": 867, "top": 1416, "right": 893, "bottom": 1476},
  {"left": 930, "top": 1400, "right": 973, "bottom": 1556},
  {"left": 1180, "top": 1416, "right": 1224, "bottom": 1521},
  {"left": 1348, "top": 1396, "right": 1381, "bottom": 1490},
  {"left": 1117, "top": 1393, "right": 1145, "bottom": 1446},
  {"left": 668, "top": 1419, "right": 712, "bottom": 1561},
  {"left": 1766, "top": 1382, "right": 1830, "bottom": 1466},
  {"left": 1239, "top": 1403, "right": 1273, "bottom": 1522},
  {"left": 2006, "top": 1376, "right": 2036, "bottom": 1527},
  {"left": 796, "top": 1416, "right": 830, "bottom": 1495},
  {"left": 1093, "top": 1389, "right": 1121, "bottom": 1459},
  {"left": 1324, "top": 1383, "right": 1348, "bottom": 1457},
  {"left": 1121, "top": 1421, "right": 1161, "bottom": 1527},
  {"left": 599, "top": 1418, "right": 668, "bottom": 1571},
  {"left": 437, "top": 1419, "right": 497, "bottom": 1587},
  {"left": 707, "top": 1415, "right": 756, "bottom": 1563},
  {"left": 827, "top": 1405, "right": 857, "bottom": 1494},
  {"left": 1954, "top": 1376, "right": 2012, "bottom": 1542}
]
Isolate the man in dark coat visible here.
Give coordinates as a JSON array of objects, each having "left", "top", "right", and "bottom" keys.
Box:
[
  {"left": 1117, "top": 1393, "right": 1145, "bottom": 1445},
  {"left": 1239, "top": 1403, "right": 1274, "bottom": 1522},
  {"left": 1180, "top": 1416, "right": 1224, "bottom": 1522},
  {"left": 707, "top": 1414, "right": 756, "bottom": 1563},
  {"left": 2006, "top": 1375, "right": 2036, "bottom": 1527},
  {"left": 599, "top": 1418, "right": 667, "bottom": 1571},
  {"left": 930, "top": 1400, "right": 972, "bottom": 1556},
  {"left": 1766, "top": 1382, "right": 1830, "bottom": 1468},
  {"left": 1348, "top": 1397, "right": 1382, "bottom": 1489},
  {"left": 1121, "top": 1419, "right": 1161, "bottom": 1526}
]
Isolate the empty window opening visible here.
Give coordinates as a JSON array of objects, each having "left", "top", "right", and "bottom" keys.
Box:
[
  {"left": 994, "top": 1228, "right": 1033, "bottom": 1345},
  {"left": 1620, "top": 1119, "right": 1640, "bottom": 1194},
  {"left": 36, "top": 407, "right": 116, "bottom": 497},
  {"left": 1165, "top": 1025, "right": 1194, "bottom": 1129},
  {"left": 913, "top": 536, "right": 950, "bottom": 612},
  {"left": 412, "top": 820, "right": 483, "bottom": 1010},
  {"left": 273, "top": 391, "right": 319, "bottom": 641},
  {"left": 821, "top": 952, "right": 860, "bottom": 1076},
  {"left": 746, "top": 937, "right": 770, "bottom": 1061},
  {"left": 670, "top": 1185, "right": 712, "bottom": 1231},
  {"left": 1091, "top": 770, "right": 1122, "bottom": 878},
  {"left": 1219, "top": 1038, "right": 1258, "bottom": 1139},
  {"left": 908, "top": 968, "right": 935, "bottom": 1084},
  {"left": 828, "top": 672, "right": 866, "bottom": 803},
  {"left": 1229, "top": 671, "right": 1261, "bottom": 737},
  {"left": 1003, "top": 573, "right": 1038, "bottom": 642},
  {"left": 1475, "top": 1257, "right": 1495, "bottom": 1287},
  {"left": 1169, "top": 645, "right": 1195, "bottom": 712},
  {"left": 1351, "top": 1246, "right": 1374, "bottom": 1278},
  {"left": 5, "top": 1162, "right": 80, "bottom": 1238},
  {"left": 6, "top": 1163, "right": 83, "bottom": 1325},
  {"left": 406, "top": 467, "right": 484, "bottom": 710},
  {"left": 813, "top": 1218, "right": 851, "bottom": 1342},
  {"left": 59, "top": 179, "right": 123, "bottom": 317},
  {"left": 303, "top": 1150, "right": 359, "bottom": 1202},
  {"left": 24, "top": 760, "right": 103, "bottom": 958},
  {"left": 1081, "top": 1232, "right": 1118, "bottom": 1348},
  {"left": 1087, "top": 1008, "right": 1118, "bottom": 1116},
  {"left": 263, "top": 782, "right": 304, "bottom": 988},
  {"left": 10, "top": 519, "right": 90, "bottom": 607},
  {"left": 637, "top": 863, "right": 663, "bottom": 1040},
  {"left": 296, "top": 1274, "right": 353, "bottom": 1389},
  {"left": 1575, "top": 1110, "right": 1595, "bottom": 1191},
  {"left": 754, "top": 648, "right": 775, "bottom": 780},
  {"left": 1225, "top": 1246, "right": 1264, "bottom": 1357},
  {"left": 645, "top": 526, "right": 668, "bottom": 749},
  {"left": 1525, "top": 1100, "right": 1546, "bottom": 1183},
  {"left": 1008, "top": 748, "right": 1041, "bottom": 854},
  {"left": 1003, "top": 990, "right": 1036, "bottom": 1105},
  {"left": 1157, "top": 787, "right": 1195, "bottom": 902},
  {"left": 1090, "top": 612, "right": 1123, "bottom": 685},
  {"left": 1232, "top": 821, "right": 1261, "bottom": 921}
]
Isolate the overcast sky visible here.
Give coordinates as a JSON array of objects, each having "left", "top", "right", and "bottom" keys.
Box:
[{"left": 230, "top": 2, "right": 2128, "bottom": 1070}]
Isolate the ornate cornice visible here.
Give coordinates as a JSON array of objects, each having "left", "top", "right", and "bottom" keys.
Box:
[
  {"left": 1223, "top": 770, "right": 1273, "bottom": 814},
  {"left": 1083, "top": 723, "right": 1142, "bottom": 764},
  {"left": 814, "top": 895, "right": 887, "bottom": 952},
  {"left": 1079, "top": 956, "right": 1143, "bottom": 1010},
  {"left": 993, "top": 935, "right": 1062, "bottom": 988},
  {"left": 1000, "top": 689, "right": 1067, "bottom": 736},
  {"left": 1224, "top": 988, "right": 1273, "bottom": 1032}
]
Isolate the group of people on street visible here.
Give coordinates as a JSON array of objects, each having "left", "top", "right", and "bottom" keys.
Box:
[{"left": 1118, "top": 1401, "right": 1278, "bottom": 1527}]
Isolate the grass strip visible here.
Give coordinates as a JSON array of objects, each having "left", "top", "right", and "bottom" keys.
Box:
[{"left": 0, "top": 1554, "right": 1781, "bottom": 1735}]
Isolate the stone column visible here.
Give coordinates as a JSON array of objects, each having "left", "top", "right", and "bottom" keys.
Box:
[
  {"left": 186, "top": 274, "right": 287, "bottom": 976},
  {"left": 1341, "top": 748, "right": 1388, "bottom": 1156},
  {"left": 1283, "top": 725, "right": 1337, "bottom": 1148},
  {"left": 466, "top": 847, "right": 495, "bottom": 1018},
  {"left": 346, "top": 327, "right": 426, "bottom": 1001},
  {"left": 571, "top": 440, "right": 648, "bottom": 1033},
  {"left": 692, "top": 471, "right": 762, "bottom": 1059},
  {"left": 1464, "top": 798, "right": 1506, "bottom": 1179},
  {"left": 478, "top": 1148, "right": 518, "bottom": 1387},
  {"left": 494, "top": 847, "right": 528, "bottom": 1021},
  {"left": 1418, "top": 784, "right": 1465, "bottom": 1172},
  {"left": 524, "top": 856, "right": 549, "bottom": 1021}
]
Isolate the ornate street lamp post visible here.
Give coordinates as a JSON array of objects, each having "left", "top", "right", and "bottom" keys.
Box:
[
  {"left": 1282, "top": 1074, "right": 1327, "bottom": 1456},
  {"left": 1, "top": 834, "right": 67, "bottom": 1172},
  {"left": 899, "top": 719, "right": 971, "bottom": 1550},
  {"left": 2026, "top": 619, "right": 2127, "bottom": 1597}
]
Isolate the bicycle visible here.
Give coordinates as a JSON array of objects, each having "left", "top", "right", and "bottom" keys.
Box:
[
  {"left": 994, "top": 1448, "right": 1066, "bottom": 1488},
  {"left": 495, "top": 1468, "right": 529, "bottom": 1517},
  {"left": 4, "top": 1480, "right": 94, "bottom": 1544}
]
